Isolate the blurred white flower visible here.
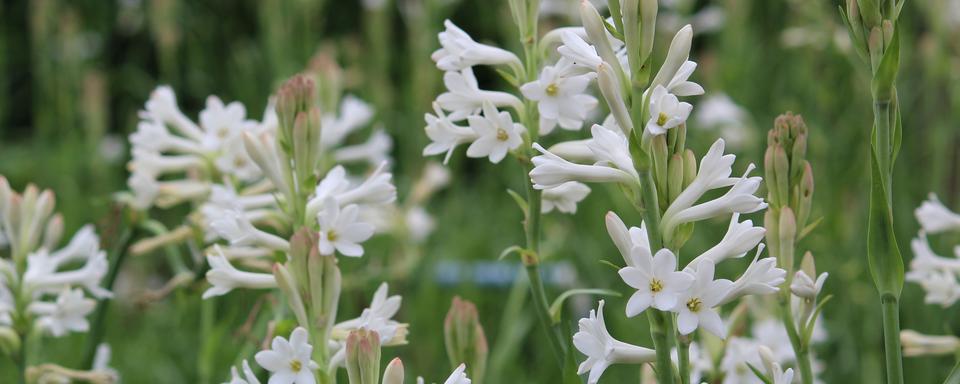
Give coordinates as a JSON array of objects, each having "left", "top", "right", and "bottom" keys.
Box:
[
  {"left": 720, "top": 337, "right": 763, "bottom": 384},
  {"left": 334, "top": 129, "right": 393, "bottom": 167},
  {"left": 916, "top": 193, "right": 960, "bottom": 234},
  {"left": 900, "top": 330, "right": 960, "bottom": 357},
  {"left": 694, "top": 93, "right": 752, "bottom": 149},
  {"left": 25, "top": 250, "right": 112, "bottom": 299},
  {"left": 306, "top": 163, "right": 397, "bottom": 217},
  {"left": 443, "top": 363, "right": 472, "bottom": 384},
  {"left": 790, "top": 270, "right": 828, "bottom": 300},
  {"left": 675, "top": 260, "right": 733, "bottom": 338},
  {"left": 433, "top": 20, "right": 521, "bottom": 72},
  {"left": 520, "top": 63, "right": 598, "bottom": 135},
  {"left": 321, "top": 96, "right": 375, "bottom": 149},
  {"left": 203, "top": 246, "right": 277, "bottom": 299},
  {"left": 335, "top": 283, "right": 405, "bottom": 343},
  {"left": 317, "top": 198, "right": 376, "bottom": 257},
  {"left": 465, "top": 102, "right": 524, "bottom": 164},
  {"left": 573, "top": 300, "right": 657, "bottom": 384},
  {"left": 541, "top": 182, "right": 591, "bottom": 214},
  {"left": 28, "top": 288, "right": 95, "bottom": 337},
  {"left": 619, "top": 248, "right": 694, "bottom": 316},
  {"left": 92, "top": 343, "right": 119, "bottom": 382},
  {"left": 227, "top": 360, "right": 261, "bottom": 384},
  {"left": 424, "top": 103, "right": 480, "bottom": 164},
  {"left": 208, "top": 208, "right": 289, "bottom": 251},
  {"left": 645, "top": 85, "right": 692, "bottom": 136},
  {"left": 405, "top": 206, "right": 436, "bottom": 242},
  {"left": 255, "top": 327, "right": 320, "bottom": 384},
  {"left": 557, "top": 31, "right": 602, "bottom": 70}
]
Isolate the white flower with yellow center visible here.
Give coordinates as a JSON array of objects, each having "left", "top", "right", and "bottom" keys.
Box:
[
  {"left": 618, "top": 248, "right": 694, "bottom": 316},
  {"left": 674, "top": 260, "right": 733, "bottom": 338},
  {"left": 573, "top": 300, "right": 657, "bottom": 384},
  {"left": 465, "top": 101, "right": 524, "bottom": 164},
  {"left": 317, "top": 198, "right": 376, "bottom": 257},
  {"left": 255, "top": 327, "right": 320, "bottom": 384},
  {"left": 520, "top": 62, "right": 598, "bottom": 135},
  {"left": 645, "top": 85, "right": 692, "bottom": 136}
]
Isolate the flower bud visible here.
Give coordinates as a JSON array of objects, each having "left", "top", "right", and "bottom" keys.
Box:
[
  {"left": 382, "top": 357, "right": 405, "bottom": 384},
  {"left": 597, "top": 63, "right": 633, "bottom": 135},
  {"left": 857, "top": 0, "right": 881, "bottom": 29},
  {"left": 580, "top": 1, "right": 625, "bottom": 78},
  {"left": 778, "top": 207, "right": 797, "bottom": 273},
  {"left": 651, "top": 135, "right": 669, "bottom": 203},
  {"left": 668, "top": 153, "right": 684, "bottom": 203},
  {"left": 639, "top": 0, "right": 658, "bottom": 62},
  {"left": 288, "top": 227, "right": 317, "bottom": 295},
  {"left": 42, "top": 213, "right": 64, "bottom": 251},
  {"left": 273, "top": 263, "right": 309, "bottom": 328},
  {"left": 764, "top": 208, "right": 780, "bottom": 260},
  {"left": 763, "top": 146, "right": 778, "bottom": 208},
  {"left": 882, "top": 19, "right": 894, "bottom": 47},
  {"left": 277, "top": 75, "right": 316, "bottom": 140},
  {"left": 347, "top": 329, "right": 382, "bottom": 384},
  {"left": 682, "top": 149, "right": 697, "bottom": 189},
  {"left": 444, "top": 296, "right": 488, "bottom": 384},
  {"left": 797, "top": 162, "right": 814, "bottom": 232},
  {"left": 758, "top": 345, "right": 777, "bottom": 375},
  {"left": 868, "top": 26, "right": 883, "bottom": 66},
  {"left": 292, "top": 107, "right": 323, "bottom": 189},
  {"left": 773, "top": 145, "right": 790, "bottom": 209},
  {"left": 0, "top": 327, "right": 20, "bottom": 357}
]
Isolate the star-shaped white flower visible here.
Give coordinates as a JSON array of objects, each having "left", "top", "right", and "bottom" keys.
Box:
[
  {"left": 675, "top": 261, "right": 733, "bottom": 338},
  {"left": 645, "top": 85, "right": 692, "bottom": 136},
  {"left": 465, "top": 101, "right": 523, "bottom": 164},
  {"left": 28, "top": 288, "right": 96, "bottom": 337},
  {"left": 254, "top": 327, "right": 320, "bottom": 384},
  {"left": 432, "top": 20, "right": 521, "bottom": 72},
  {"left": 520, "top": 63, "right": 598, "bottom": 135},
  {"left": 618, "top": 248, "right": 694, "bottom": 316},
  {"left": 317, "top": 198, "right": 376, "bottom": 257},
  {"left": 573, "top": 300, "right": 657, "bottom": 384},
  {"left": 916, "top": 193, "right": 960, "bottom": 234}
]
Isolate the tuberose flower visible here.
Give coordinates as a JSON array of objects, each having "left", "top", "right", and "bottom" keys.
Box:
[
  {"left": 255, "top": 327, "right": 320, "bottom": 384},
  {"left": 203, "top": 246, "right": 277, "bottom": 299},
  {"left": 916, "top": 193, "right": 960, "bottom": 234},
  {"left": 317, "top": 198, "right": 376, "bottom": 257},
  {"left": 433, "top": 20, "right": 521, "bottom": 71},
  {"left": 618, "top": 248, "right": 694, "bottom": 316},
  {"left": 541, "top": 182, "right": 591, "bottom": 214},
  {"left": 645, "top": 85, "right": 692, "bottom": 136},
  {"left": 520, "top": 63, "right": 598, "bottom": 135},
  {"left": 674, "top": 261, "right": 733, "bottom": 338},
  {"left": 573, "top": 300, "right": 657, "bottom": 384},
  {"left": 465, "top": 101, "right": 524, "bottom": 164}
]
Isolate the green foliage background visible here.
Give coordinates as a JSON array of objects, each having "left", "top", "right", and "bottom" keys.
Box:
[{"left": 0, "top": 0, "right": 958, "bottom": 382}]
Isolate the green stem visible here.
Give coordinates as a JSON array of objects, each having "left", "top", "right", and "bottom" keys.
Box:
[
  {"left": 646, "top": 310, "right": 675, "bottom": 384},
  {"left": 17, "top": 331, "right": 26, "bottom": 384},
  {"left": 678, "top": 333, "right": 690, "bottom": 384},
  {"left": 82, "top": 224, "right": 135, "bottom": 368},
  {"left": 779, "top": 297, "right": 814, "bottom": 384},
  {"left": 881, "top": 294, "right": 904, "bottom": 384}
]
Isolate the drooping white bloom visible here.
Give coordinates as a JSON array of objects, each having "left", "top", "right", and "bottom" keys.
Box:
[
  {"left": 619, "top": 248, "right": 694, "bottom": 316},
  {"left": 423, "top": 103, "right": 480, "bottom": 164},
  {"left": 317, "top": 198, "right": 376, "bottom": 257},
  {"left": 255, "top": 327, "right": 320, "bottom": 384},
  {"left": 650, "top": 25, "right": 694, "bottom": 92},
  {"left": 520, "top": 63, "right": 598, "bottom": 135},
  {"left": 790, "top": 270, "right": 828, "bottom": 300},
  {"left": 465, "top": 101, "right": 524, "bottom": 164},
  {"left": 900, "top": 330, "right": 960, "bottom": 357},
  {"left": 28, "top": 288, "right": 96, "bottom": 337},
  {"left": 530, "top": 143, "right": 637, "bottom": 189},
  {"left": 665, "top": 61, "right": 705, "bottom": 97},
  {"left": 334, "top": 129, "right": 393, "bottom": 167},
  {"left": 203, "top": 246, "right": 277, "bottom": 299},
  {"left": 675, "top": 260, "right": 733, "bottom": 338},
  {"left": 662, "top": 164, "right": 766, "bottom": 234},
  {"left": 645, "top": 85, "right": 692, "bottom": 136},
  {"left": 335, "top": 283, "right": 405, "bottom": 344},
  {"left": 208, "top": 208, "right": 290, "bottom": 251},
  {"left": 916, "top": 193, "right": 960, "bottom": 234},
  {"left": 604, "top": 212, "right": 650, "bottom": 268},
  {"left": 547, "top": 139, "right": 596, "bottom": 164},
  {"left": 432, "top": 20, "right": 521, "bottom": 71},
  {"left": 227, "top": 360, "right": 261, "bottom": 384},
  {"left": 689, "top": 213, "right": 766, "bottom": 267},
  {"left": 573, "top": 300, "right": 657, "bottom": 384},
  {"left": 557, "top": 31, "right": 603, "bottom": 70},
  {"left": 541, "top": 182, "right": 591, "bottom": 214},
  {"left": 443, "top": 363, "right": 472, "bottom": 384},
  {"left": 720, "top": 253, "right": 786, "bottom": 305},
  {"left": 587, "top": 124, "right": 638, "bottom": 180},
  {"left": 436, "top": 69, "right": 523, "bottom": 121}
]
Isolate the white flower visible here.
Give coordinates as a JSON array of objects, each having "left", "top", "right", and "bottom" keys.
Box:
[
  {"left": 24, "top": 250, "right": 112, "bottom": 299},
  {"left": 335, "top": 283, "right": 405, "bottom": 343},
  {"left": 92, "top": 343, "right": 119, "bottom": 382},
  {"left": 790, "top": 270, "right": 828, "bottom": 300},
  {"left": 405, "top": 206, "right": 436, "bottom": 242},
  {"left": 227, "top": 360, "right": 261, "bottom": 384},
  {"left": 307, "top": 163, "right": 397, "bottom": 215},
  {"left": 546, "top": 139, "right": 596, "bottom": 164},
  {"left": 28, "top": 288, "right": 95, "bottom": 337},
  {"left": 689, "top": 213, "right": 766, "bottom": 267},
  {"left": 443, "top": 363, "right": 472, "bottom": 384},
  {"left": 334, "top": 128, "right": 393, "bottom": 167},
  {"left": 432, "top": 20, "right": 521, "bottom": 71},
  {"left": 465, "top": 101, "right": 524, "bottom": 164},
  {"left": 770, "top": 363, "right": 795, "bottom": 384},
  {"left": 720, "top": 338, "right": 763, "bottom": 384},
  {"left": 141, "top": 86, "right": 204, "bottom": 141},
  {"left": 665, "top": 139, "right": 738, "bottom": 219},
  {"left": 916, "top": 193, "right": 960, "bottom": 234},
  {"left": 129, "top": 148, "right": 204, "bottom": 175},
  {"left": 675, "top": 260, "right": 733, "bottom": 338},
  {"left": 573, "top": 300, "right": 657, "bottom": 384},
  {"left": 662, "top": 164, "right": 766, "bottom": 235},
  {"left": 255, "top": 327, "right": 320, "bottom": 384},
  {"left": 436, "top": 69, "right": 523, "bottom": 121},
  {"left": 208, "top": 208, "right": 289, "bottom": 251},
  {"left": 720, "top": 253, "right": 786, "bottom": 305},
  {"left": 650, "top": 25, "right": 694, "bottom": 91},
  {"left": 541, "top": 182, "right": 591, "bottom": 214},
  {"left": 604, "top": 212, "right": 650, "bottom": 268},
  {"left": 694, "top": 93, "right": 751, "bottom": 148},
  {"left": 129, "top": 119, "right": 203, "bottom": 154},
  {"left": 586, "top": 124, "right": 638, "bottom": 180},
  {"left": 520, "top": 63, "right": 598, "bottom": 135},
  {"left": 321, "top": 95, "right": 374, "bottom": 149},
  {"left": 645, "top": 85, "right": 692, "bottom": 136},
  {"left": 664, "top": 61, "right": 705, "bottom": 96},
  {"left": 317, "top": 198, "right": 376, "bottom": 257},
  {"left": 530, "top": 143, "right": 637, "bottom": 189},
  {"left": 900, "top": 330, "right": 960, "bottom": 357},
  {"left": 198, "top": 95, "right": 252, "bottom": 150},
  {"left": 557, "top": 30, "right": 603, "bottom": 70},
  {"left": 619, "top": 248, "right": 694, "bottom": 315},
  {"left": 423, "top": 103, "right": 480, "bottom": 163},
  {"left": 908, "top": 269, "right": 960, "bottom": 307},
  {"left": 203, "top": 246, "right": 277, "bottom": 299}
]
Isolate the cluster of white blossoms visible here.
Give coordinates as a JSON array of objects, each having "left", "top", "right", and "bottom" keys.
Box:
[
  {"left": 424, "top": 18, "right": 605, "bottom": 214},
  {"left": 905, "top": 194, "right": 960, "bottom": 306},
  {"left": 0, "top": 178, "right": 118, "bottom": 382},
  {"left": 0, "top": 179, "right": 111, "bottom": 336}
]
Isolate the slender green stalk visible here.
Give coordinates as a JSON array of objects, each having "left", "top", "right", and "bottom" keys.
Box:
[
  {"left": 646, "top": 310, "right": 675, "bottom": 384},
  {"left": 17, "top": 331, "right": 26, "bottom": 384},
  {"left": 881, "top": 294, "right": 904, "bottom": 384},
  {"left": 779, "top": 298, "right": 814, "bottom": 384},
  {"left": 678, "top": 334, "right": 691, "bottom": 384},
  {"left": 82, "top": 224, "right": 135, "bottom": 368}
]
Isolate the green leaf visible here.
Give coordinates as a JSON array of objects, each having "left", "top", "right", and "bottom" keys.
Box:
[
  {"left": 496, "top": 68, "right": 519, "bottom": 88},
  {"left": 548, "top": 289, "right": 621, "bottom": 324},
  {"left": 866, "top": 144, "right": 904, "bottom": 298},
  {"left": 798, "top": 216, "right": 824, "bottom": 240},
  {"left": 506, "top": 188, "right": 529, "bottom": 216},
  {"left": 602, "top": 19, "right": 625, "bottom": 41},
  {"left": 598, "top": 259, "right": 622, "bottom": 272},
  {"left": 746, "top": 362, "right": 774, "bottom": 384},
  {"left": 498, "top": 245, "right": 526, "bottom": 260},
  {"left": 803, "top": 294, "right": 833, "bottom": 346},
  {"left": 892, "top": 91, "right": 902, "bottom": 162},
  {"left": 871, "top": 23, "right": 900, "bottom": 99}
]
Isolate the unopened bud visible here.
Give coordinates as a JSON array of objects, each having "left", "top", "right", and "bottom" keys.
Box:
[
  {"left": 801, "top": 251, "right": 816, "bottom": 278},
  {"left": 757, "top": 345, "right": 777, "bottom": 375},
  {"left": 764, "top": 146, "right": 778, "bottom": 207},
  {"left": 42, "top": 213, "right": 64, "bottom": 251},
  {"left": 652, "top": 135, "right": 669, "bottom": 204},
  {"left": 444, "top": 297, "right": 488, "bottom": 384},
  {"left": 668, "top": 153, "right": 684, "bottom": 203},
  {"left": 0, "top": 327, "right": 20, "bottom": 357},
  {"left": 881, "top": 19, "right": 894, "bottom": 47},
  {"left": 639, "top": 0, "right": 658, "bottom": 61},
  {"left": 580, "top": 1, "right": 625, "bottom": 78},
  {"left": 778, "top": 207, "right": 797, "bottom": 272},
  {"left": 791, "top": 132, "right": 807, "bottom": 181},
  {"left": 382, "top": 357, "right": 405, "bottom": 384},
  {"left": 292, "top": 108, "right": 323, "bottom": 187},
  {"left": 773, "top": 145, "right": 790, "bottom": 208},
  {"left": 273, "top": 263, "right": 309, "bottom": 328},
  {"left": 597, "top": 63, "right": 633, "bottom": 135},
  {"left": 764, "top": 209, "right": 780, "bottom": 260},
  {"left": 797, "top": 162, "right": 814, "bottom": 231},
  {"left": 289, "top": 227, "right": 317, "bottom": 296},
  {"left": 277, "top": 75, "right": 317, "bottom": 147},
  {"left": 868, "top": 26, "right": 883, "bottom": 66},
  {"left": 347, "top": 329, "right": 382, "bottom": 384},
  {"left": 682, "top": 149, "right": 697, "bottom": 189}
]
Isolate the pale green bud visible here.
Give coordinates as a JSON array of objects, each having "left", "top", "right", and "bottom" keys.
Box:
[
  {"left": 0, "top": 327, "right": 20, "bottom": 357},
  {"left": 382, "top": 358, "right": 405, "bottom": 384},
  {"left": 347, "top": 329, "right": 382, "bottom": 384},
  {"left": 273, "top": 263, "right": 309, "bottom": 328},
  {"left": 667, "top": 153, "right": 684, "bottom": 203},
  {"left": 764, "top": 209, "right": 780, "bottom": 260},
  {"left": 640, "top": 0, "right": 658, "bottom": 62},
  {"left": 797, "top": 162, "right": 814, "bottom": 232},
  {"left": 580, "top": 0, "right": 625, "bottom": 78},
  {"left": 682, "top": 149, "right": 697, "bottom": 189},
  {"left": 597, "top": 63, "right": 633, "bottom": 136},
  {"left": 778, "top": 207, "right": 797, "bottom": 273},
  {"left": 444, "top": 297, "right": 488, "bottom": 384},
  {"left": 773, "top": 145, "right": 790, "bottom": 209}
]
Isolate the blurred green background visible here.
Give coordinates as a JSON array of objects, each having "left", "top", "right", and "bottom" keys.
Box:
[{"left": 1, "top": 0, "right": 959, "bottom": 382}]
